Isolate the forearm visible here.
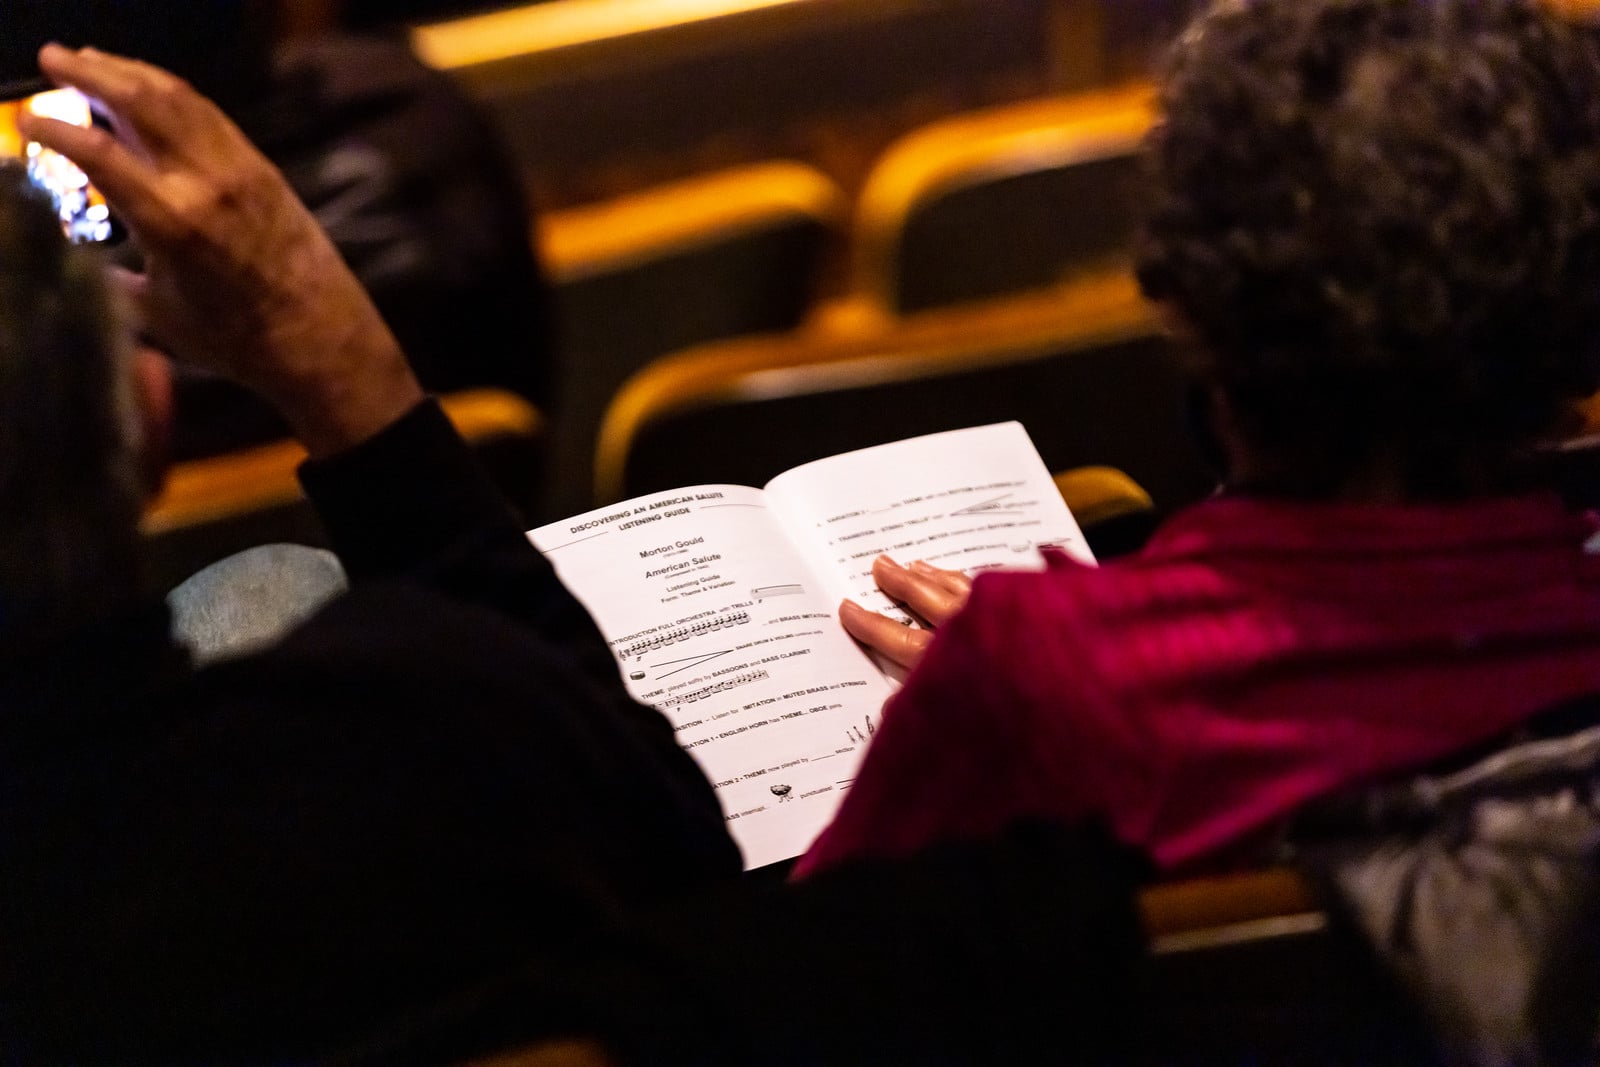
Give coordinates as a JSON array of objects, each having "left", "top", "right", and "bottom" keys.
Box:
[{"left": 251, "top": 315, "right": 424, "bottom": 460}]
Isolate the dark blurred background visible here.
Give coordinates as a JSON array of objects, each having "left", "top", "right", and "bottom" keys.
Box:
[
  {"left": 10, "top": 0, "right": 1225, "bottom": 580},
  {"left": 0, "top": 0, "right": 1200, "bottom": 211}
]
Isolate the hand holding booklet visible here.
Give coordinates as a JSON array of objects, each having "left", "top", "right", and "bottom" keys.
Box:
[{"left": 529, "top": 423, "right": 1093, "bottom": 868}]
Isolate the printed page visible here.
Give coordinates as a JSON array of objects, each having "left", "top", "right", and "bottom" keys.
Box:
[
  {"left": 529, "top": 486, "right": 894, "bottom": 869},
  {"left": 764, "top": 423, "right": 1094, "bottom": 622}
]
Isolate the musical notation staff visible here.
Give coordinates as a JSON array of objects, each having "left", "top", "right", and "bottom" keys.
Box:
[
  {"left": 620, "top": 610, "right": 751, "bottom": 660},
  {"left": 656, "top": 669, "right": 769, "bottom": 709}
]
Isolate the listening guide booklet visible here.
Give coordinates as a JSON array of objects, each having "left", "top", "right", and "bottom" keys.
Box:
[{"left": 529, "top": 423, "right": 1091, "bottom": 868}]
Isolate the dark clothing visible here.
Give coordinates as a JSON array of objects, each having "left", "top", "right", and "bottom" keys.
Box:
[
  {"left": 328, "top": 821, "right": 1153, "bottom": 1067},
  {"left": 0, "top": 402, "right": 738, "bottom": 1065},
  {"left": 262, "top": 36, "right": 551, "bottom": 407},
  {"left": 173, "top": 36, "right": 552, "bottom": 459},
  {"left": 586, "top": 821, "right": 1151, "bottom": 1067}
]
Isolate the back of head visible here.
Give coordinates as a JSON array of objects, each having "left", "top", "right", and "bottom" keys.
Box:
[
  {"left": 1138, "top": 0, "right": 1600, "bottom": 497},
  {"left": 0, "top": 163, "right": 141, "bottom": 635}
]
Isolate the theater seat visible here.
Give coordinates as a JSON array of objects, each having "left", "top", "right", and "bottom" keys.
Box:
[
  {"left": 540, "top": 161, "right": 847, "bottom": 515},
  {"left": 594, "top": 273, "right": 1217, "bottom": 514},
  {"left": 142, "top": 389, "right": 544, "bottom": 590},
  {"left": 1054, "top": 465, "right": 1158, "bottom": 558},
  {"left": 845, "top": 85, "right": 1155, "bottom": 317}
]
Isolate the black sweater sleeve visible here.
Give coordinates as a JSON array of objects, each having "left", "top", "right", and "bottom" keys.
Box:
[
  {"left": 298, "top": 399, "right": 520, "bottom": 579},
  {"left": 298, "top": 398, "right": 617, "bottom": 677},
  {"left": 292, "top": 400, "right": 738, "bottom": 881}
]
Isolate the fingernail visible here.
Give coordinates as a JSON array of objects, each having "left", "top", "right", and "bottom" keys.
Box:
[
  {"left": 839, "top": 598, "right": 866, "bottom": 618},
  {"left": 909, "top": 560, "right": 937, "bottom": 575},
  {"left": 875, "top": 554, "right": 903, "bottom": 570}
]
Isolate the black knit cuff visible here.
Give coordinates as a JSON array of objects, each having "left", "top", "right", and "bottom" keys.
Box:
[{"left": 297, "top": 399, "right": 524, "bottom": 579}]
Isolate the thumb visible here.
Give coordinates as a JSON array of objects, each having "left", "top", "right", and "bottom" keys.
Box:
[{"left": 106, "top": 264, "right": 151, "bottom": 335}]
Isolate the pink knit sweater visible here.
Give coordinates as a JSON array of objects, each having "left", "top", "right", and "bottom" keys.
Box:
[{"left": 798, "top": 493, "right": 1600, "bottom": 877}]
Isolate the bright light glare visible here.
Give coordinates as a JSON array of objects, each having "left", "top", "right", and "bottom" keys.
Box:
[{"left": 24, "top": 88, "right": 92, "bottom": 126}]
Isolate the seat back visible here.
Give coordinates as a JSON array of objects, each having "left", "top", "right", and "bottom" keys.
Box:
[
  {"left": 595, "top": 274, "right": 1217, "bottom": 513},
  {"left": 1053, "top": 465, "right": 1159, "bottom": 558},
  {"left": 411, "top": 0, "right": 1063, "bottom": 204},
  {"left": 142, "top": 390, "right": 544, "bottom": 591},
  {"left": 849, "top": 86, "right": 1155, "bottom": 316},
  {"left": 540, "top": 162, "right": 846, "bottom": 516}
]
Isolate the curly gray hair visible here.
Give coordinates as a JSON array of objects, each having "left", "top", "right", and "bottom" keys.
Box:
[{"left": 1138, "top": 0, "right": 1600, "bottom": 497}]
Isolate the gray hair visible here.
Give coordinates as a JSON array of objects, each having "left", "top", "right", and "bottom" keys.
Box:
[{"left": 0, "top": 162, "right": 145, "bottom": 634}]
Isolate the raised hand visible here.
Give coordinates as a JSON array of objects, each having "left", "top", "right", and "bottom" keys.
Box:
[{"left": 19, "top": 44, "right": 423, "bottom": 457}]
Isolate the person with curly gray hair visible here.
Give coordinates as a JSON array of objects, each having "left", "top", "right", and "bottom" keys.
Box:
[
  {"left": 1140, "top": 0, "right": 1600, "bottom": 499},
  {"left": 806, "top": 0, "right": 1600, "bottom": 878}
]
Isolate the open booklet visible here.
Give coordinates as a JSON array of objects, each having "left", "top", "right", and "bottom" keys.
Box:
[{"left": 529, "top": 423, "right": 1093, "bottom": 869}]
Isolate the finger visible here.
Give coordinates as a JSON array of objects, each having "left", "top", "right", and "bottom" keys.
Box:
[
  {"left": 840, "top": 599, "right": 933, "bottom": 671},
  {"left": 106, "top": 266, "right": 151, "bottom": 333},
  {"left": 37, "top": 45, "right": 206, "bottom": 158},
  {"left": 37, "top": 46, "right": 189, "bottom": 119},
  {"left": 16, "top": 114, "right": 180, "bottom": 242},
  {"left": 872, "top": 555, "right": 969, "bottom": 628},
  {"left": 909, "top": 560, "right": 974, "bottom": 598},
  {"left": 105, "top": 265, "right": 193, "bottom": 365},
  {"left": 36, "top": 44, "right": 146, "bottom": 109}
]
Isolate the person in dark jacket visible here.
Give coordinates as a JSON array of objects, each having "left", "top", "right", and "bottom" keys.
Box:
[{"left": 0, "top": 44, "right": 732, "bottom": 1066}]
